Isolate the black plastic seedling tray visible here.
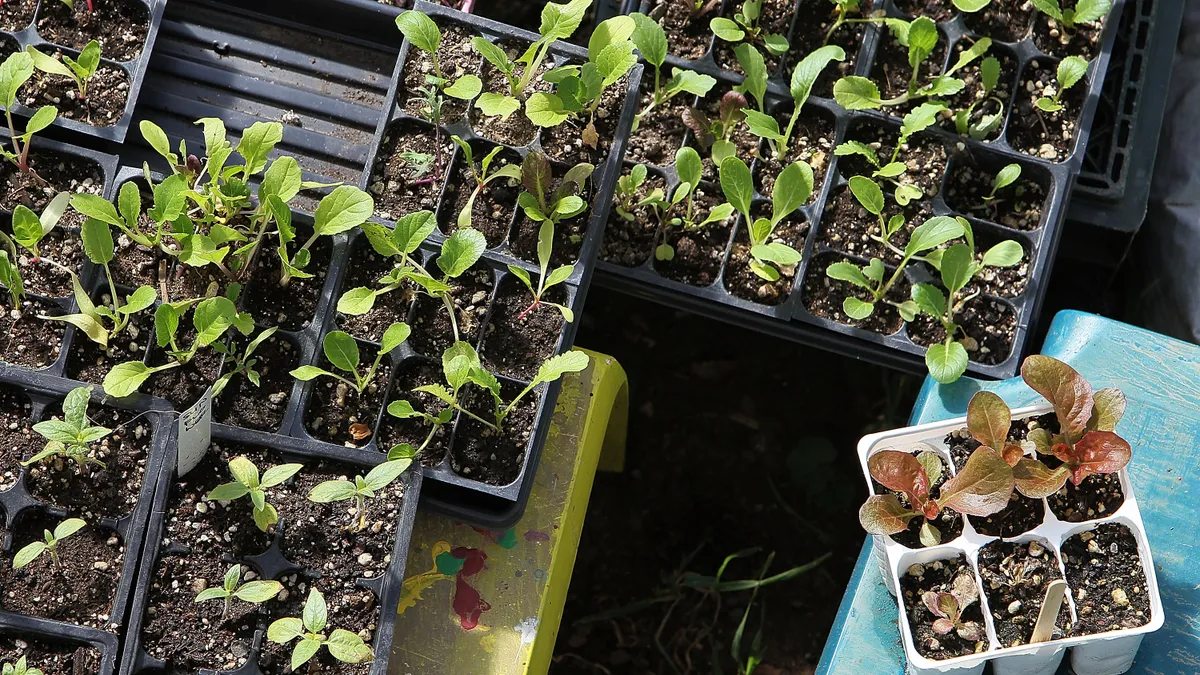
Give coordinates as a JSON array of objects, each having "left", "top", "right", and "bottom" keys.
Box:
[
  {"left": 1, "top": 0, "right": 166, "bottom": 142},
  {"left": 597, "top": 0, "right": 1122, "bottom": 380},
  {"left": 0, "top": 614, "right": 120, "bottom": 675},
  {"left": 118, "top": 431, "right": 422, "bottom": 675}
]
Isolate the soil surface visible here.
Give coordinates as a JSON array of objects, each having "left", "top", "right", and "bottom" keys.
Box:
[
  {"left": 816, "top": 185, "right": 936, "bottom": 263},
  {"left": 334, "top": 238, "right": 414, "bottom": 343},
  {"left": 408, "top": 265, "right": 492, "bottom": 358},
  {"left": 439, "top": 142, "right": 520, "bottom": 245},
  {"left": 212, "top": 332, "right": 299, "bottom": 432},
  {"left": 0, "top": 386, "right": 37, "bottom": 491},
  {"left": 652, "top": 189, "right": 734, "bottom": 286},
  {"left": 368, "top": 119, "right": 453, "bottom": 221},
  {"left": 945, "top": 161, "right": 1048, "bottom": 230},
  {"left": 900, "top": 555, "right": 988, "bottom": 659},
  {"left": 1048, "top": 470, "right": 1125, "bottom": 521},
  {"left": 838, "top": 126, "right": 948, "bottom": 202},
  {"left": 450, "top": 379, "right": 536, "bottom": 485},
  {"left": 0, "top": 150, "right": 105, "bottom": 233},
  {"left": 36, "top": 0, "right": 151, "bottom": 62},
  {"left": 753, "top": 106, "right": 834, "bottom": 200},
  {"left": 480, "top": 276, "right": 566, "bottom": 381},
  {"left": 0, "top": 635, "right": 101, "bottom": 675},
  {"left": 626, "top": 79, "right": 690, "bottom": 167},
  {"left": 0, "top": 297, "right": 65, "bottom": 369},
  {"left": 786, "top": 0, "right": 871, "bottom": 98},
  {"left": 908, "top": 296, "right": 1018, "bottom": 366},
  {"left": 1062, "top": 523, "right": 1151, "bottom": 636},
  {"left": 870, "top": 28, "right": 948, "bottom": 117},
  {"left": 376, "top": 358, "right": 450, "bottom": 467},
  {"left": 539, "top": 75, "right": 628, "bottom": 165},
  {"left": 1032, "top": 9, "right": 1105, "bottom": 60},
  {"left": 510, "top": 203, "right": 590, "bottom": 269},
  {"left": 145, "top": 341, "right": 222, "bottom": 410},
  {"left": 964, "top": 0, "right": 1037, "bottom": 43},
  {"left": 650, "top": 0, "right": 715, "bottom": 60},
  {"left": 468, "top": 40, "right": 552, "bottom": 147},
  {"left": 400, "top": 23, "right": 476, "bottom": 126},
  {"left": 303, "top": 344, "right": 391, "bottom": 447},
  {"left": 66, "top": 305, "right": 152, "bottom": 385},
  {"left": 243, "top": 235, "right": 332, "bottom": 331},
  {"left": 22, "top": 59, "right": 129, "bottom": 128},
  {"left": 8, "top": 227, "right": 85, "bottom": 298},
  {"left": 895, "top": 0, "right": 955, "bottom": 21},
  {"left": 0, "top": 0, "right": 35, "bottom": 31},
  {"left": 978, "top": 539, "right": 1072, "bottom": 647},
  {"left": 1009, "top": 61, "right": 1086, "bottom": 162},
  {"left": 872, "top": 449, "right": 963, "bottom": 548},
  {"left": 723, "top": 207, "right": 807, "bottom": 306}
]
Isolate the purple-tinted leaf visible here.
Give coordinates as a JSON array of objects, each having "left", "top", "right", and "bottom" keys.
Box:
[
  {"left": 932, "top": 618, "right": 955, "bottom": 635},
  {"left": 858, "top": 494, "right": 920, "bottom": 535},
  {"left": 719, "top": 90, "right": 747, "bottom": 124},
  {"left": 950, "top": 571, "right": 979, "bottom": 608},
  {"left": 1012, "top": 457, "right": 1070, "bottom": 498},
  {"left": 1021, "top": 355, "right": 1094, "bottom": 442},
  {"left": 967, "top": 390, "right": 1011, "bottom": 451},
  {"left": 1054, "top": 430, "right": 1132, "bottom": 485},
  {"left": 956, "top": 621, "right": 984, "bottom": 641},
  {"left": 521, "top": 152, "right": 552, "bottom": 196},
  {"left": 681, "top": 108, "right": 714, "bottom": 148},
  {"left": 935, "top": 446, "right": 1014, "bottom": 517},
  {"left": 868, "top": 450, "right": 930, "bottom": 509},
  {"left": 923, "top": 591, "right": 954, "bottom": 619}
]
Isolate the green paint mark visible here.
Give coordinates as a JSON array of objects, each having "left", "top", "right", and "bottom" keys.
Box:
[
  {"left": 497, "top": 528, "right": 518, "bottom": 549},
  {"left": 436, "top": 551, "right": 465, "bottom": 575}
]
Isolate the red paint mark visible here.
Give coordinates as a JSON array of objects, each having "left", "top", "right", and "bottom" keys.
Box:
[
  {"left": 452, "top": 546, "right": 487, "bottom": 576},
  {"left": 452, "top": 575, "right": 491, "bottom": 629},
  {"left": 523, "top": 530, "right": 551, "bottom": 542}
]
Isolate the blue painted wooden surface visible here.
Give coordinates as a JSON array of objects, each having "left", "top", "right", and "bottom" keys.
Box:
[{"left": 815, "top": 311, "right": 1200, "bottom": 675}]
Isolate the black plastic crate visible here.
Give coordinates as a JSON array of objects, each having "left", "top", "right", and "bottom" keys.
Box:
[{"left": 596, "top": 0, "right": 1123, "bottom": 379}]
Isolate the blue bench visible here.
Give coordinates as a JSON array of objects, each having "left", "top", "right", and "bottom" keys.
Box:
[{"left": 816, "top": 311, "right": 1200, "bottom": 675}]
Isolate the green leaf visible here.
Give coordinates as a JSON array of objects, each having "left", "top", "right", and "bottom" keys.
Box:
[
  {"left": 911, "top": 283, "right": 947, "bottom": 318},
  {"left": 337, "top": 288, "right": 378, "bottom": 316},
  {"left": 194, "top": 587, "right": 230, "bottom": 603},
  {"left": 825, "top": 261, "right": 871, "bottom": 290},
  {"left": 61, "top": 386, "right": 90, "bottom": 428},
  {"left": 630, "top": 12, "right": 667, "bottom": 68},
  {"left": 531, "top": 350, "right": 590, "bottom": 387},
  {"left": 70, "top": 193, "right": 122, "bottom": 227},
  {"left": 364, "top": 458, "right": 412, "bottom": 491},
  {"left": 308, "top": 479, "right": 358, "bottom": 503},
  {"left": 953, "top": 0, "right": 991, "bottom": 11},
  {"left": 718, "top": 157, "right": 753, "bottom": 218},
  {"left": 438, "top": 228, "right": 487, "bottom": 278},
  {"left": 153, "top": 303, "right": 179, "bottom": 348},
  {"left": 741, "top": 109, "right": 783, "bottom": 142},
  {"left": 260, "top": 156, "right": 302, "bottom": 202},
  {"left": 895, "top": 181, "right": 923, "bottom": 206},
  {"left": 444, "top": 74, "right": 482, "bottom": 99},
  {"left": 982, "top": 240, "right": 1023, "bottom": 267},
  {"left": 193, "top": 296, "right": 237, "bottom": 346},
  {"left": 842, "top": 296, "right": 875, "bottom": 320},
  {"left": 905, "top": 216, "right": 964, "bottom": 256},
  {"left": 314, "top": 186, "right": 373, "bottom": 236},
  {"left": 290, "top": 365, "right": 333, "bottom": 381},
  {"left": 674, "top": 147, "right": 703, "bottom": 192},
  {"left": 396, "top": 10, "right": 441, "bottom": 54},
  {"left": 33, "top": 420, "right": 80, "bottom": 444},
  {"left": 79, "top": 218, "right": 115, "bottom": 265},
  {"left": 291, "top": 639, "right": 323, "bottom": 671},
  {"left": 763, "top": 33, "right": 789, "bottom": 56},
  {"left": 103, "top": 361, "right": 153, "bottom": 398},
  {"left": 236, "top": 121, "right": 284, "bottom": 177},
  {"left": 789, "top": 45, "right": 845, "bottom": 110},
  {"left": 53, "top": 518, "right": 86, "bottom": 540},
  {"left": 303, "top": 588, "right": 328, "bottom": 633},
  {"left": 545, "top": 264, "right": 573, "bottom": 287},
  {"left": 772, "top": 161, "right": 812, "bottom": 222},
  {"left": 874, "top": 162, "right": 907, "bottom": 179},
  {"left": 268, "top": 617, "right": 305, "bottom": 644},
  {"left": 926, "top": 341, "right": 969, "bottom": 384},
  {"left": 75, "top": 40, "right": 100, "bottom": 78},
  {"left": 940, "top": 243, "right": 975, "bottom": 295},
  {"left": 946, "top": 37, "right": 992, "bottom": 76},
  {"left": 326, "top": 629, "right": 373, "bottom": 664},
  {"left": 323, "top": 331, "right": 360, "bottom": 373},
  {"left": 526, "top": 93, "right": 570, "bottom": 127},
  {"left": 847, "top": 176, "right": 885, "bottom": 215},
  {"left": 751, "top": 242, "right": 801, "bottom": 266},
  {"left": 980, "top": 57, "right": 1000, "bottom": 92},
  {"left": 476, "top": 93, "right": 521, "bottom": 119},
  {"left": 734, "top": 43, "right": 767, "bottom": 108},
  {"left": 900, "top": 102, "right": 947, "bottom": 140},
  {"left": 1057, "top": 55, "right": 1089, "bottom": 91},
  {"left": 898, "top": 300, "right": 918, "bottom": 322},
  {"left": 993, "top": 163, "right": 1022, "bottom": 193},
  {"left": 538, "top": 0, "right": 591, "bottom": 42},
  {"left": 261, "top": 463, "right": 302, "bottom": 488},
  {"left": 1073, "top": 0, "right": 1111, "bottom": 25},
  {"left": 228, "top": 456, "right": 260, "bottom": 488},
  {"left": 710, "top": 17, "right": 745, "bottom": 42},
  {"left": 380, "top": 322, "right": 411, "bottom": 354},
  {"left": 234, "top": 580, "right": 284, "bottom": 603},
  {"left": 1036, "top": 97, "right": 1063, "bottom": 113},
  {"left": 833, "top": 76, "right": 881, "bottom": 110},
  {"left": 595, "top": 40, "right": 637, "bottom": 88},
  {"left": 12, "top": 542, "right": 47, "bottom": 569},
  {"left": 835, "top": 140, "right": 879, "bottom": 166},
  {"left": 0, "top": 52, "right": 32, "bottom": 108},
  {"left": 907, "top": 17, "right": 938, "bottom": 71},
  {"left": 26, "top": 46, "right": 74, "bottom": 80},
  {"left": 668, "top": 69, "right": 716, "bottom": 98}
]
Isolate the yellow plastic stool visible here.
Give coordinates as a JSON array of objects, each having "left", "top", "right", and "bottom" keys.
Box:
[{"left": 388, "top": 349, "right": 629, "bottom": 675}]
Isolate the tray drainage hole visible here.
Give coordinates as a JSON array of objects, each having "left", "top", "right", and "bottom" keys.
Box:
[{"left": 212, "top": 41, "right": 231, "bottom": 56}]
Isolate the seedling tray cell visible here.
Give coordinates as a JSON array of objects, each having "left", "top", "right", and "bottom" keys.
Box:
[
  {"left": 597, "top": 0, "right": 1123, "bottom": 379},
  {"left": 0, "top": 616, "right": 120, "bottom": 675}
]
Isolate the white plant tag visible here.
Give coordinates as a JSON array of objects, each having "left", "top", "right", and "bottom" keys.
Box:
[{"left": 177, "top": 386, "right": 213, "bottom": 476}]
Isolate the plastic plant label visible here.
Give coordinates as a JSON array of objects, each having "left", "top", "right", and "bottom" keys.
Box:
[{"left": 177, "top": 386, "right": 213, "bottom": 476}]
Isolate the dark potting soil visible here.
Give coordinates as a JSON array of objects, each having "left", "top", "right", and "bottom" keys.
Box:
[
  {"left": 964, "top": 0, "right": 1037, "bottom": 43},
  {"left": 872, "top": 449, "right": 963, "bottom": 548},
  {"left": 140, "top": 555, "right": 261, "bottom": 672},
  {"left": 652, "top": 189, "right": 734, "bottom": 286},
  {"left": 968, "top": 230, "right": 1030, "bottom": 299},
  {"left": 786, "top": 0, "right": 870, "bottom": 98},
  {"left": 0, "top": 297, "right": 64, "bottom": 370},
  {"left": 838, "top": 127, "right": 949, "bottom": 201},
  {"left": 711, "top": 0, "right": 793, "bottom": 75},
  {"left": 368, "top": 119, "right": 453, "bottom": 221},
  {"left": 256, "top": 577, "right": 375, "bottom": 675},
  {"left": 480, "top": 276, "right": 565, "bottom": 382},
  {"left": 0, "top": 0, "right": 34, "bottom": 32},
  {"left": 801, "top": 252, "right": 909, "bottom": 336},
  {"left": 894, "top": 0, "right": 955, "bottom": 22},
  {"left": 8, "top": 227, "right": 85, "bottom": 298},
  {"left": 900, "top": 555, "right": 988, "bottom": 659},
  {"left": 468, "top": 40, "right": 552, "bottom": 148},
  {"left": 408, "top": 265, "right": 492, "bottom": 358},
  {"left": 945, "top": 161, "right": 1048, "bottom": 231},
  {"left": 22, "top": 62, "right": 129, "bottom": 128},
  {"left": 0, "top": 150, "right": 104, "bottom": 230},
  {"left": 1062, "top": 523, "right": 1151, "bottom": 636},
  {"left": 945, "top": 428, "right": 1043, "bottom": 537},
  {"left": 36, "top": 0, "right": 151, "bottom": 62},
  {"left": 242, "top": 235, "right": 332, "bottom": 331},
  {"left": 0, "top": 634, "right": 102, "bottom": 675},
  {"left": 145, "top": 343, "right": 222, "bottom": 411},
  {"left": 908, "top": 296, "right": 1018, "bottom": 366},
  {"left": 1009, "top": 61, "right": 1086, "bottom": 162},
  {"left": 65, "top": 305, "right": 152, "bottom": 385},
  {"left": 212, "top": 333, "right": 299, "bottom": 432},
  {"left": 1032, "top": 8, "right": 1105, "bottom": 60},
  {"left": 1048, "top": 470, "right": 1125, "bottom": 522},
  {"left": 940, "top": 43, "right": 1017, "bottom": 142},
  {"left": 334, "top": 249, "right": 414, "bottom": 344},
  {"left": 438, "top": 143, "right": 521, "bottom": 246},
  {"left": 303, "top": 345, "right": 391, "bottom": 447},
  {"left": 159, "top": 450, "right": 272, "bottom": 557},
  {"left": 978, "top": 539, "right": 1072, "bottom": 647},
  {"left": 376, "top": 359, "right": 450, "bottom": 467},
  {"left": 0, "top": 386, "right": 36, "bottom": 491},
  {"left": 626, "top": 80, "right": 690, "bottom": 167},
  {"left": 400, "top": 23, "right": 476, "bottom": 126},
  {"left": 650, "top": 0, "right": 716, "bottom": 61},
  {"left": 870, "top": 30, "right": 948, "bottom": 115},
  {"left": 111, "top": 233, "right": 168, "bottom": 288},
  {"left": 0, "top": 516, "right": 122, "bottom": 629},
  {"left": 25, "top": 403, "right": 149, "bottom": 518},
  {"left": 752, "top": 107, "right": 834, "bottom": 200},
  {"left": 600, "top": 172, "right": 667, "bottom": 268},
  {"left": 816, "top": 185, "right": 936, "bottom": 263},
  {"left": 450, "top": 379, "right": 537, "bottom": 485},
  {"left": 539, "top": 75, "right": 629, "bottom": 165},
  {"left": 164, "top": 260, "right": 228, "bottom": 303},
  {"left": 723, "top": 210, "right": 807, "bottom": 306}
]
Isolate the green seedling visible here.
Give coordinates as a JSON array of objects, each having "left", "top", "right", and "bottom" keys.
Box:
[
  {"left": 629, "top": 13, "right": 716, "bottom": 129},
  {"left": 0, "top": 249, "right": 22, "bottom": 308},
  {"left": 821, "top": 0, "right": 886, "bottom": 46},
  {"left": 471, "top": 0, "right": 594, "bottom": 119},
  {"left": 207, "top": 456, "right": 303, "bottom": 532},
  {"left": 308, "top": 458, "right": 412, "bottom": 531},
  {"left": 0, "top": 192, "right": 69, "bottom": 308},
  {"left": 954, "top": 56, "right": 1004, "bottom": 140},
  {"left": 278, "top": 185, "right": 374, "bottom": 286},
  {"left": 835, "top": 102, "right": 945, "bottom": 206},
  {"left": 450, "top": 136, "right": 521, "bottom": 231},
  {"left": 2, "top": 657, "right": 43, "bottom": 675},
  {"left": 641, "top": 146, "right": 736, "bottom": 261},
  {"left": 710, "top": 0, "right": 789, "bottom": 56},
  {"left": 517, "top": 152, "right": 593, "bottom": 227},
  {"left": 23, "top": 386, "right": 110, "bottom": 471},
  {"left": 336, "top": 212, "right": 486, "bottom": 342},
  {"left": 908, "top": 220, "right": 1022, "bottom": 383},
  {"left": 984, "top": 164, "right": 1022, "bottom": 201},
  {"left": 103, "top": 291, "right": 255, "bottom": 398},
  {"left": 508, "top": 221, "right": 574, "bottom": 322},
  {"left": 267, "top": 588, "right": 373, "bottom": 670},
  {"left": 825, "top": 215, "right": 965, "bottom": 320},
  {"left": 194, "top": 564, "right": 284, "bottom": 622},
  {"left": 614, "top": 164, "right": 648, "bottom": 222},
  {"left": 385, "top": 396, "right": 452, "bottom": 461},
  {"left": 741, "top": 45, "right": 844, "bottom": 159},
  {"left": 681, "top": 90, "right": 747, "bottom": 166},
  {"left": 26, "top": 42, "right": 101, "bottom": 103},
  {"left": 0, "top": 52, "right": 58, "bottom": 179},
  {"left": 211, "top": 326, "right": 280, "bottom": 398},
  {"left": 69, "top": 177, "right": 190, "bottom": 262},
  {"left": 719, "top": 157, "right": 811, "bottom": 282},
  {"left": 291, "top": 323, "right": 410, "bottom": 395},
  {"left": 1031, "top": 0, "right": 1111, "bottom": 32},
  {"left": 834, "top": 22, "right": 992, "bottom": 109},
  {"left": 1035, "top": 56, "right": 1089, "bottom": 113},
  {"left": 13, "top": 517, "right": 86, "bottom": 569},
  {"left": 733, "top": 44, "right": 768, "bottom": 113},
  {"left": 394, "top": 11, "right": 483, "bottom": 102}
]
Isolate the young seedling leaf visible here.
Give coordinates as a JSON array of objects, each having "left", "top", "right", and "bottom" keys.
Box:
[
  {"left": 926, "top": 341, "right": 969, "bottom": 385},
  {"left": 967, "top": 390, "right": 1011, "bottom": 451},
  {"left": 936, "top": 446, "right": 1014, "bottom": 516},
  {"left": 1020, "top": 355, "right": 1093, "bottom": 441},
  {"left": 395, "top": 11, "right": 441, "bottom": 54},
  {"left": 833, "top": 76, "right": 881, "bottom": 110},
  {"left": 848, "top": 176, "right": 884, "bottom": 216}
]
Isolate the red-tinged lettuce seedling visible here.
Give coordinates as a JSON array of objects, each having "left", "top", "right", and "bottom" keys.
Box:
[
  {"left": 965, "top": 391, "right": 1030, "bottom": 466},
  {"left": 719, "top": 156, "right": 810, "bottom": 281},
  {"left": 859, "top": 445, "right": 1014, "bottom": 547},
  {"left": 630, "top": 13, "right": 716, "bottom": 130},
  {"left": 922, "top": 570, "right": 986, "bottom": 641},
  {"left": 710, "top": 0, "right": 790, "bottom": 57},
  {"left": 1008, "top": 355, "right": 1131, "bottom": 498},
  {"left": 682, "top": 90, "right": 747, "bottom": 166}
]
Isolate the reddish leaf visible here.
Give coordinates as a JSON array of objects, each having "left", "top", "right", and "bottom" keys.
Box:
[
  {"left": 868, "top": 450, "right": 930, "bottom": 508},
  {"left": 718, "top": 90, "right": 747, "bottom": 124},
  {"left": 1001, "top": 444, "right": 1025, "bottom": 467},
  {"left": 1056, "top": 430, "right": 1132, "bottom": 485},
  {"left": 923, "top": 591, "right": 957, "bottom": 620},
  {"left": 1012, "top": 457, "right": 1070, "bottom": 498},
  {"left": 1021, "top": 355, "right": 1094, "bottom": 442},
  {"left": 951, "top": 571, "right": 979, "bottom": 608},
  {"left": 681, "top": 108, "right": 714, "bottom": 148},
  {"left": 936, "top": 446, "right": 1014, "bottom": 517},
  {"left": 858, "top": 494, "right": 920, "bottom": 535},
  {"left": 932, "top": 618, "right": 955, "bottom": 635},
  {"left": 966, "top": 390, "right": 1011, "bottom": 451},
  {"left": 956, "top": 622, "right": 984, "bottom": 641}
]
